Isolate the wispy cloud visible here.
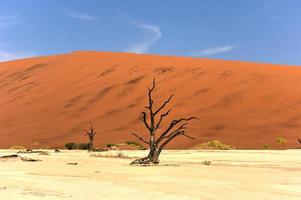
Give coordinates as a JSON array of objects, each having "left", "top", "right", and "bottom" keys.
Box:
[
  {"left": 191, "top": 46, "right": 236, "bottom": 56},
  {"left": 126, "top": 23, "right": 162, "bottom": 53},
  {"left": 0, "top": 15, "right": 17, "bottom": 27},
  {"left": 0, "top": 50, "right": 36, "bottom": 62},
  {"left": 67, "top": 11, "right": 97, "bottom": 21}
]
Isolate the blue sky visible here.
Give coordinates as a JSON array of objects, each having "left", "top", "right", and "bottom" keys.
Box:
[{"left": 0, "top": 0, "right": 300, "bottom": 65}]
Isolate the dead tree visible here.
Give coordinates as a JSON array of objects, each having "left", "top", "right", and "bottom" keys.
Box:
[
  {"left": 83, "top": 122, "right": 96, "bottom": 151},
  {"left": 130, "top": 79, "right": 197, "bottom": 165}
]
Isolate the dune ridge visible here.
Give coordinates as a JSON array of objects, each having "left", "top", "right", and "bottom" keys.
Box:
[{"left": 1, "top": 51, "right": 301, "bottom": 149}]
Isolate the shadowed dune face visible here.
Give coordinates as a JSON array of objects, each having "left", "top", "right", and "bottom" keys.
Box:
[{"left": 0, "top": 51, "right": 301, "bottom": 149}]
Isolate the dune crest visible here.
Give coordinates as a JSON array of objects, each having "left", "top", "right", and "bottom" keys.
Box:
[{"left": 1, "top": 51, "right": 301, "bottom": 149}]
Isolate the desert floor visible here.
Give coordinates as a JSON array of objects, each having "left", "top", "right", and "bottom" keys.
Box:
[{"left": 0, "top": 149, "right": 301, "bottom": 200}]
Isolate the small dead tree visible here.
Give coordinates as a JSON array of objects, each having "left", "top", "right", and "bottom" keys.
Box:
[
  {"left": 83, "top": 122, "right": 96, "bottom": 151},
  {"left": 130, "top": 79, "right": 197, "bottom": 165}
]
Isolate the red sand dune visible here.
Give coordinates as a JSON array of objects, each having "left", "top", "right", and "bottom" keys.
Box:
[{"left": 1, "top": 51, "right": 301, "bottom": 149}]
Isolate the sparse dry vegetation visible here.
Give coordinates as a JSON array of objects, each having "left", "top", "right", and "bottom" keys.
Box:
[
  {"left": 126, "top": 141, "right": 146, "bottom": 150},
  {"left": 65, "top": 142, "right": 77, "bottom": 150},
  {"left": 78, "top": 143, "right": 91, "bottom": 150},
  {"left": 106, "top": 143, "right": 118, "bottom": 149},
  {"left": 0, "top": 154, "right": 41, "bottom": 162},
  {"left": 9, "top": 145, "right": 26, "bottom": 150},
  {"left": 90, "top": 151, "right": 129, "bottom": 159},
  {"left": 263, "top": 144, "right": 270, "bottom": 149},
  {"left": 64, "top": 142, "right": 91, "bottom": 150},
  {"left": 276, "top": 136, "right": 287, "bottom": 144},
  {"left": 0, "top": 154, "right": 19, "bottom": 159},
  {"left": 191, "top": 140, "right": 234, "bottom": 150},
  {"left": 202, "top": 160, "right": 211, "bottom": 165},
  {"left": 20, "top": 157, "right": 41, "bottom": 162},
  {"left": 38, "top": 151, "right": 50, "bottom": 155}
]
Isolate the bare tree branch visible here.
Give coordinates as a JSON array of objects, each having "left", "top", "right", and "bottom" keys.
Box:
[
  {"left": 146, "top": 79, "right": 156, "bottom": 110},
  {"left": 155, "top": 109, "right": 171, "bottom": 130},
  {"left": 156, "top": 117, "right": 198, "bottom": 144},
  {"left": 157, "top": 131, "right": 186, "bottom": 155},
  {"left": 158, "top": 130, "right": 195, "bottom": 154},
  {"left": 162, "top": 123, "right": 188, "bottom": 139},
  {"left": 147, "top": 79, "right": 156, "bottom": 133},
  {"left": 131, "top": 132, "right": 150, "bottom": 145},
  {"left": 148, "top": 78, "right": 156, "bottom": 92},
  {"left": 154, "top": 95, "right": 173, "bottom": 116},
  {"left": 89, "top": 122, "right": 94, "bottom": 130},
  {"left": 182, "top": 133, "right": 196, "bottom": 140},
  {"left": 140, "top": 112, "right": 151, "bottom": 131}
]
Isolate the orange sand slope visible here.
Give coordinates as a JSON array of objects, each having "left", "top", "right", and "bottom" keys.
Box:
[{"left": 1, "top": 51, "right": 301, "bottom": 149}]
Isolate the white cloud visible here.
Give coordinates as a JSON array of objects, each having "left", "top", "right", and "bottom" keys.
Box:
[
  {"left": 192, "top": 46, "right": 236, "bottom": 56},
  {"left": 0, "top": 50, "right": 36, "bottom": 62},
  {"left": 67, "top": 11, "right": 97, "bottom": 21},
  {"left": 126, "top": 23, "right": 162, "bottom": 53}
]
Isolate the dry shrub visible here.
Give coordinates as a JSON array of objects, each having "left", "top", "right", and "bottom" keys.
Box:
[
  {"left": 90, "top": 151, "right": 129, "bottom": 159},
  {"left": 30, "top": 141, "right": 40, "bottom": 146},
  {"left": 202, "top": 160, "right": 211, "bottom": 165},
  {"left": 191, "top": 140, "right": 234, "bottom": 150},
  {"left": 106, "top": 143, "right": 119, "bottom": 150},
  {"left": 263, "top": 144, "right": 270, "bottom": 149},
  {"left": 10, "top": 145, "right": 26, "bottom": 150},
  {"left": 20, "top": 157, "right": 41, "bottom": 162},
  {"left": 276, "top": 137, "right": 287, "bottom": 144},
  {"left": 125, "top": 141, "right": 146, "bottom": 150},
  {"left": 39, "top": 151, "right": 50, "bottom": 155}
]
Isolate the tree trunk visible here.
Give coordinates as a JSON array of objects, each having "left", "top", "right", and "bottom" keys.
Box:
[
  {"left": 90, "top": 142, "right": 94, "bottom": 151},
  {"left": 89, "top": 137, "right": 94, "bottom": 151},
  {"left": 148, "top": 144, "right": 160, "bottom": 163},
  {"left": 130, "top": 144, "right": 161, "bottom": 165}
]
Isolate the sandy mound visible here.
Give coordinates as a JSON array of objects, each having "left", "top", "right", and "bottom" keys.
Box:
[{"left": 1, "top": 51, "right": 301, "bottom": 149}]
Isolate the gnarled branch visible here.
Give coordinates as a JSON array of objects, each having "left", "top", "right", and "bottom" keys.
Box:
[
  {"left": 157, "top": 130, "right": 195, "bottom": 155},
  {"left": 146, "top": 79, "right": 156, "bottom": 110},
  {"left": 156, "top": 117, "right": 198, "bottom": 144},
  {"left": 148, "top": 78, "right": 156, "bottom": 92},
  {"left": 182, "top": 133, "right": 195, "bottom": 140},
  {"left": 83, "top": 122, "right": 96, "bottom": 137},
  {"left": 155, "top": 109, "right": 171, "bottom": 130},
  {"left": 140, "top": 112, "right": 151, "bottom": 131},
  {"left": 162, "top": 123, "right": 188, "bottom": 139},
  {"left": 131, "top": 132, "right": 150, "bottom": 145},
  {"left": 154, "top": 95, "right": 173, "bottom": 116}
]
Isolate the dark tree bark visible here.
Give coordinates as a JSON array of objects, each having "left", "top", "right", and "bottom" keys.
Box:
[
  {"left": 83, "top": 122, "right": 96, "bottom": 151},
  {"left": 130, "top": 79, "right": 197, "bottom": 165}
]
